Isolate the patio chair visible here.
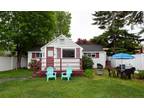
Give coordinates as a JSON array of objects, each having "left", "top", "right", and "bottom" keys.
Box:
[
  {"left": 96, "top": 63, "right": 104, "bottom": 75},
  {"left": 46, "top": 67, "right": 56, "bottom": 81},
  {"left": 61, "top": 67, "right": 72, "bottom": 80}
]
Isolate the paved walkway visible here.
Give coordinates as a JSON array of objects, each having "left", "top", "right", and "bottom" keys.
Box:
[{"left": 0, "top": 77, "right": 31, "bottom": 84}]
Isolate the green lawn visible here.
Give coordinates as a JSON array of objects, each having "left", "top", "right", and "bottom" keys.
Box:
[
  {"left": 0, "top": 68, "right": 32, "bottom": 79},
  {"left": 0, "top": 69, "right": 144, "bottom": 98}
]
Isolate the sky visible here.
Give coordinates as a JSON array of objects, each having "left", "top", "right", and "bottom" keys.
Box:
[
  {"left": 70, "top": 11, "right": 144, "bottom": 44},
  {"left": 70, "top": 11, "right": 104, "bottom": 42}
]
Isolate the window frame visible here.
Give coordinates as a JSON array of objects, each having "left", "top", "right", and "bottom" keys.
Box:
[
  {"left": 62, "top": 49, "right": 75, "bottom": 58},
  {"left": 84, "top": 52, "right": 99, "bottom": 58}
]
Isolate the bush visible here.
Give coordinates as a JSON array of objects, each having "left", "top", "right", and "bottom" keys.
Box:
[
  {"left": 137, "top": 71, "right": 144, "bottom": 79},
  {"left": 84, "top": 69, "right": 94, "bottom": 78},
  {"left": 82, "top": 55, "right": 94, "bottom": 69},
  {"left": 29, "top": 60, "right": 41, "bottom": 71}
]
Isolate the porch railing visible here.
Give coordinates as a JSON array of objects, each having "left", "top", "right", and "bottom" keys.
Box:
[{"left": 40, "top": 58, "right": 83, "bottom": 71}]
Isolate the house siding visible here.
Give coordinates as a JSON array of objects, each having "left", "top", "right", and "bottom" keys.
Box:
[
  {"left": 27, "top": 51, "right": 42, "bottom": 68},
  {"left": 83, "top": 51, "right": 106, "bottom": 68}
]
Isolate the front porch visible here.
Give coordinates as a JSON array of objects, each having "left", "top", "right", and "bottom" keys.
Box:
[{"left": 41, "top": 58, "right": 83, "bottom": 76}]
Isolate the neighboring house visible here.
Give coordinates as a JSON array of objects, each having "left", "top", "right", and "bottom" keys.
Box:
[
  {"left": 28, "top": 35, "right": 83, "bottom": 75},
  {"left": 27, "top": 47, "right": 42, "bottom": 68},
  {"left": 80, "top": 44, "right": 106, "bottom": 68}
]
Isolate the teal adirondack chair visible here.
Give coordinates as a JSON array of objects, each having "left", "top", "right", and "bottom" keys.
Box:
[
  {"left": 46, "top": 67, "right": 56, "bottom": 81},
  {"left": 61, "top": 67, "right": 72, "bottom": 80}
]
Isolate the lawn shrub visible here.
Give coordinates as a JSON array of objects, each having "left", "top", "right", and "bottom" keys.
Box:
[
  {"left": 29, "top": 60, "right": 41, "bottom": 71},
  {"left": 82, "top": 55, "right": 94, "bottom": 69},
  {"left": 84, "top": 69, "right": 94, "bottom": 78},
  {"left": 137, "top": 71, "right": 144, "bottom": 79}
]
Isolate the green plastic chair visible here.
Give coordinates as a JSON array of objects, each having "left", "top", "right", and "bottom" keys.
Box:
[
  {"left": 61, "top": 67, "right": 72, "bottom": 80},
  {"left": 46, "top": 67, "right": 56, "bottom": 81}
]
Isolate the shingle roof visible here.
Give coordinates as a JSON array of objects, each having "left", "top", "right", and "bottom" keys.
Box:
[
  {"left": 80, "top": 44, "right": 104, "bottom": 51},
  {"left": 29, "top": 47, "right": 41, "bottom": 51}
]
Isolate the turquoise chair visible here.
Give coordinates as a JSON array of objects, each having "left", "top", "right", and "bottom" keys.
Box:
[
  {"left": 46, "top": 67, "right": 56, "bottom": 81},
  {"left": 61, "top": 67, "right": 72, "bottom": 80}
]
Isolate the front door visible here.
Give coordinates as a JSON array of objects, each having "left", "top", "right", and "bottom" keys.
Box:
[{"left": 46, "top": 47, "right": 54, "bottom": 67}]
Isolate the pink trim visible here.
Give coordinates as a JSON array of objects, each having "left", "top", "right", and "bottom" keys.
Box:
[
  {"left": 96, "top": 53, "right": 99, "bottom": 58},
  {"left": 76, "top": 48, "right": 80, "bottom": 58},
  {"left": 46, "top": 47, "right": 54, "bottom": 67},
  {"left": 32, "top": 53, "right": 36, "bottom": 58}
]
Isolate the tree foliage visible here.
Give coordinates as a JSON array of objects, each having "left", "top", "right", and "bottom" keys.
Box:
[
  {"left": 0, "top": 11, "right": 71, "bottom": 67},
  {"left": 82, "top": 55, "right": 94, "bottom": 69},
  {"left": 55, "top": 12, "right": 71, "bottom": 36},
  {"left": 76, "top": 38, "right": 93, "bottom": 45},
  {"left": 92, "top": 11, "right": 143, "bottom": 55}
]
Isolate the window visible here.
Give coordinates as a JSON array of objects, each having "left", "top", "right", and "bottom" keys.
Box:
[
  {"left": 36, "top": 53, "right": 42, "bottom": 58},
  {"left": 84, "top": 52, "right": 99, "bottom": 58},
  {"left": 48, "top": 51, "right": 53, "bottom": 57},
  {"left": 32, "top": 53, "right": 42, "bottom": 58},
  {"left": 87, "top": 54, "right": 91, "bottom": 57},
  {"left": 63, "top": 49, "right": 75, "bottom": 58},
  {"left": 91, "top": 53, "right": 95, "bottom": 58}
]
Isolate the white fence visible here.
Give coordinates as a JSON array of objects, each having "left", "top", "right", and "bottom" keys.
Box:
[
  {"left": 0, "top": 56, "right": 27, "bottom": 71},
  {"left": 108, "top": 54, "right": 144, "bottom": 70}
]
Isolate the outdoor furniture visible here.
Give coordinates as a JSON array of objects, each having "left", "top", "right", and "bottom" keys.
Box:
[
  {"left": 46, "top": 67, "right": 56, "bottom": 81},
  {"left": 112, "top": 53, "right": 134, "bottom": 70},
  {"left": 96, "top": 63, "right": 104, "bottom": 75},
  {"left": 61, "top": 67, "right": 72, "bottom": 80}
]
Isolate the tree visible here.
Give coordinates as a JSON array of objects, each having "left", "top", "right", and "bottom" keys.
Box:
[
  {"left": 55, "top": 11, "right": 71, "bottom": 36},
  {"left": 76, "top": 38, "right": 93, "bottom": 45},
  {"left": 92, "top": 11, "right": 142, "bottom": 55},
  {"left": 0, "top": 11, "right": 71, "bottom": 68}
]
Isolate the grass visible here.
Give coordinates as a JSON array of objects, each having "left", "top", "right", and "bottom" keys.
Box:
[
  {"left": 0, "top": 68, "right": 32, "bottom": 79},
  {"left": 0, "top": 69, "right": 144, "bottom": 97}
]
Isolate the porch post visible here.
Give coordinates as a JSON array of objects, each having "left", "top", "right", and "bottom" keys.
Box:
[
  {"left": 60, "top": 58, "right": 62, "bottom": 72},
  {"left": 80, "top": 58, "right": 82, "bottom": 70}
]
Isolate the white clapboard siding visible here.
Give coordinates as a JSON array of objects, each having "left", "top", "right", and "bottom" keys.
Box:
[
  {"left": 62, "top": 66, "right": 80, "bottom": 70},
  {"left": 62, "top": 63, "right": 80, "bottom": 67},
  {"left": 62, "top": 59, "right": 80, "bottom": 70},
  {"left": 84, "top": 51, "right": 106, "bottom": 68},
  {"left": 41, "top": 58, "right": 46, "bottom": 71},
  {"left": 62, "top": 59, "right": 80, "bottom": 62}
]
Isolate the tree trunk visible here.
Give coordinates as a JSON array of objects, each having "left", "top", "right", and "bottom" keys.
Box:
[
  {"left": 17, "top": 51, "right": 22, "bottom": 68},
  {"left": 113, "top": 35, "right": 116, "bottom": 53}
]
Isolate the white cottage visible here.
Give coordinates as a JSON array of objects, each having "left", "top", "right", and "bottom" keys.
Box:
[
  {"left": 80, "top": 44, "right": 106, "bottom": 68},
  {"left": 28, "top": 35, "right": 83, "bottom": 75},
  {"left": 28, "top": 35, "right": 107, "bottom": 75}
]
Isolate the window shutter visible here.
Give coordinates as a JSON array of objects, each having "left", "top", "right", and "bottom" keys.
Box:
[
  {"left": 96, "top": 53, "right": 99, "bottom": 58},
  {"left": 76, "top": 48, "right": 80, "bottom": 58},
  {"left": 32, "top": 53, "right": 36, "bottom": 58},
  {"left": 57, "top": 48, "right": 61, "bottom": 58}
]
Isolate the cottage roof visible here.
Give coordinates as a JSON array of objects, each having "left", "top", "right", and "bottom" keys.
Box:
[
  {"left": 80, "top": 44, "right": 104, "bottom": 51},
  {"left": 28, "top": 47, "right": 41, "bottom": 51}
]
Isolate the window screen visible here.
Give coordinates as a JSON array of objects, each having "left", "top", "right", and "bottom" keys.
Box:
[{"left": 63, "top": 49, "right": 75, "bottom": 58}]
